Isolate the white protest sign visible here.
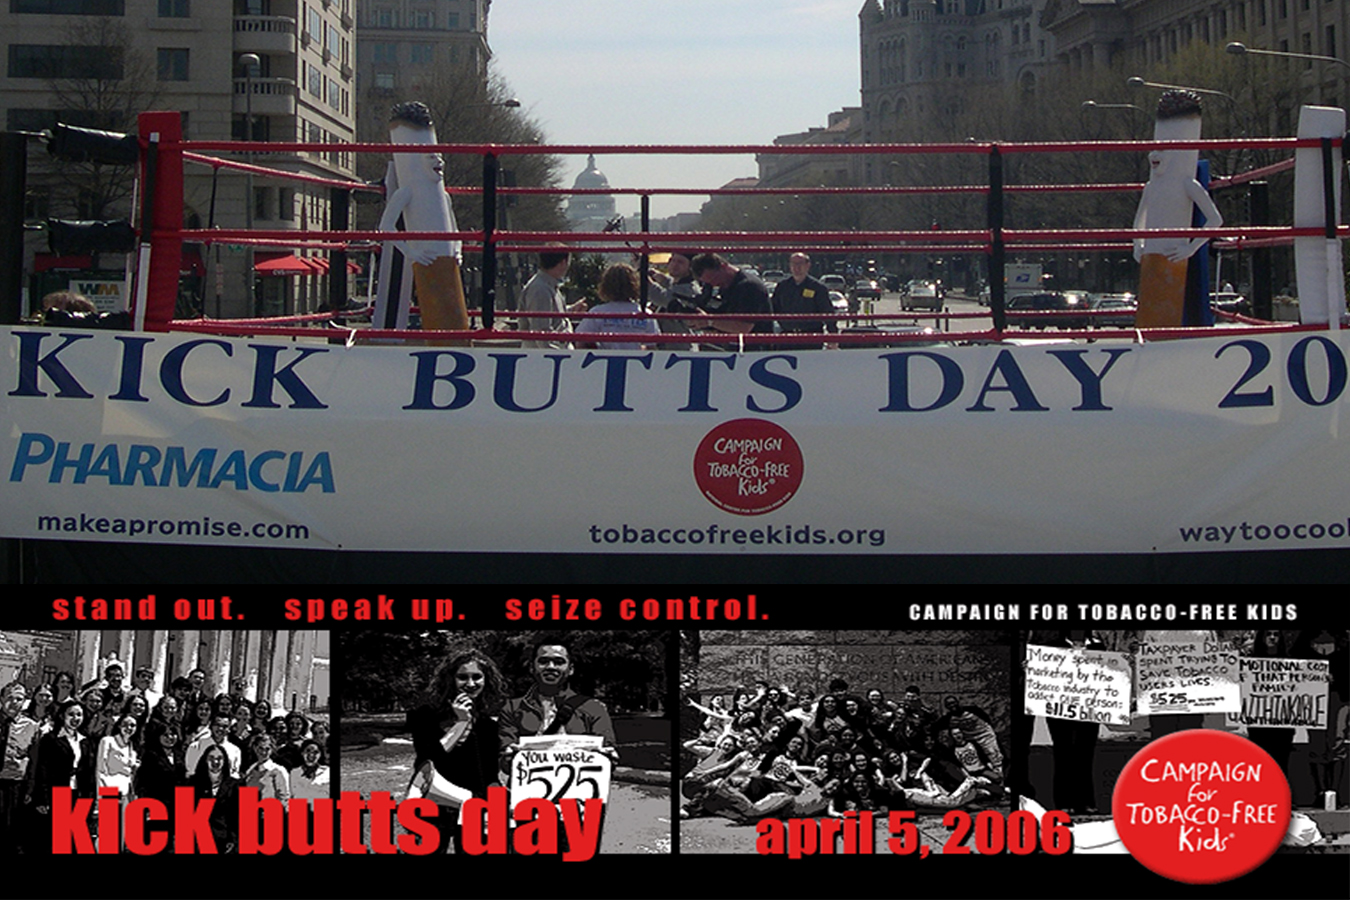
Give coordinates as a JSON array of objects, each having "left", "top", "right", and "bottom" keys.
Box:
[
  {"left": 1227, "top": 657, "right": 1330, "bottom": 729},
  {"left": 1136, "top": 638, "right": 1240, "bottom": 715},
  {"left": 1024, "top": 643, "right": 1133, "bottom": 725},
  {"left": 508, "top": 734, "right": 612, "bottom": 807}
]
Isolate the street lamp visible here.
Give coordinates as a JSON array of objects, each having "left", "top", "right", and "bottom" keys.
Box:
[
  {"left": 1226, "top": 41, "right": 1350, "bottom": 72},
  {"left": 1126, "top": 76, "right": 1237, "bottom": 105},
  {"left": 1081, "top": 100, "right": 1147, "bottom": 139},
  {"left": 238, "top": 52, "right": 260, "bottom": 315}
]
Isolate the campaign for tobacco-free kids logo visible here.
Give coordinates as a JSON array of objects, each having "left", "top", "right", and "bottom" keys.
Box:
[{"left": 693, "top": 419, "right": 803, "bottom": 515}]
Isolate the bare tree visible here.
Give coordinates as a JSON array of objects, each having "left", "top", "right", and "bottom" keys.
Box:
[{"left": 41, "top": 17, "right": 162, "bottom": 221}]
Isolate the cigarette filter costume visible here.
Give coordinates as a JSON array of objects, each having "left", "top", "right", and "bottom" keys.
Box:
[
  {"left": 375, "top": 101, "right": 469, "bottom": 340},
  {"left": 1132, "top": 91, "right": 1223, "bottom": 329}
]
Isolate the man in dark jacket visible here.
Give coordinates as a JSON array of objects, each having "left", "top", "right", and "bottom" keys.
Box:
[
  {"left": 499, "top": 642, "right": 617, "bottom": 762},
  {"left": 771, "top": 252, "right": 836, "bottom": 344}
]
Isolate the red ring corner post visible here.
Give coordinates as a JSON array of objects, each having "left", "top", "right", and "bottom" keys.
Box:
[{"left": 137, "top": 111, "right": 184, "bottom": 332}]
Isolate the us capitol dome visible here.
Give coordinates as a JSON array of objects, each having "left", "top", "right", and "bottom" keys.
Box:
[{"left": 565, "top": 154, "right": 618, "bottom": 232}]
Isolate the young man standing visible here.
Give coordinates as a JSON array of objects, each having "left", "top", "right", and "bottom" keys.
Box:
[{"left": 519, "top": 250, "right": 586, "bottom": 349}]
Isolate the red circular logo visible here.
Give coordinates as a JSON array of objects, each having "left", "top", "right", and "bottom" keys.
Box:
[
  {"left": 693, "top": 419, "right": 803, "bottom": 515},
  {"left": 1111, "top": 729, "right": 1290, "bottom": 884}
]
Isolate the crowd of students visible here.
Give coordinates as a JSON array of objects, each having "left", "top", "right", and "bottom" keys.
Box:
[
  {"left": 0, "top": 661, "right": 331, "bottom": 854},
  {"left": 680, "top": 678, "right": 1006, "bottom": 825}
]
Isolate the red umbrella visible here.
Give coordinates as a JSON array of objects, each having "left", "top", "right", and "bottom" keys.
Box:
[{"left": 254, "top": 254, "right": 320, "bottom": 276}]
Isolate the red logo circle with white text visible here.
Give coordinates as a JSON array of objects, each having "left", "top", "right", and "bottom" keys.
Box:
[
  {"left": 693, "top": 419, "right": 803, "bottom": 515},
  {"left": 1111, "top": 729, "right": 1290, "bottom": 884}
]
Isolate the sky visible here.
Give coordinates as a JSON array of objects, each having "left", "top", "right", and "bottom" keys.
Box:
[{"left": 487, "top": 0, "right": 864, "bottom": 219}]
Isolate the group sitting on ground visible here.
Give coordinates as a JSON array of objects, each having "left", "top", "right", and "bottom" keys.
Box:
[{"left": 679, "top": 679, "right": 1005, "bottom": 824}]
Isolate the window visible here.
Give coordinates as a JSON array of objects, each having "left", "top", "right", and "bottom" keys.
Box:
[
  {"left": 235, "top": 0, "right": 269, "bottom": 13},
  {"left": 446, "top": 10, "right": 459, "bottom": 29},
  {"left": 8, "top": 45, "right": 122, "bottom": 79},
  {"left": 307, "top": 62, "right": 322, "bottom": 97},
  {"left": 373, "top": 6, "right": 394, "bottom": 27},
  {"left": 411, "top": 8, "right": 432, "bottom": 28},
  {"left": 279, "top": 187, "right": 294, "bottom": 221},
  {"left": 23, "top": 189, "right": 49, "bottom": 221},
  {"left": 158, "top": 0, "right": 188, "bottom": 15},
  {"left": 1327, "top": 25, "right": 1336, "bottom": 59},
  {"left": 306, "top": 5, "right": 323, "bottom": 39},
  {"left": 374, "top": 71, "right": 394, "bottom": 90},
  {"left": 11, "top": 0, "right": 123, "bottom": 13},
  {"left": 410, "top": 43, "right": 433, "bottom": 64},
  {"left": 157, "top": 48, "right": 189, "bottom": 81},
  {"left": 254, "top": 187, "right": 272, "bottom": 221},
  {"left": 232, "top": 114, "right": 270, "bottom": 141},
  {"left": 7, "top": 108, "right": 57, "bottom": 131},
  {"left": 326, "top": 77, "right": 340, "bottom": 110},
  {"left": 326, "top": 24, "right": 340, "bottom": 55}
]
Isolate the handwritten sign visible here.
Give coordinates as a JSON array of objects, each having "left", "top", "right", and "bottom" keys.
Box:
[
  {"left": 1136, "top": 639, "right": 1240, "bottom": 715},
  {"left": 508, "top": 735, "right": 612, "bottom": 808},
  {"left": 1023, "top": 644, "right": 1133, "bottom": 725},
  {"left": 1227, "top": 657, "right": 1330, "bottom": 729}
]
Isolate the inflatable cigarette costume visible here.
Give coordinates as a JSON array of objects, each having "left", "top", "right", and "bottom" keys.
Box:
[{"left": 374, "top": 102, "right": 469, "bottom": 339}]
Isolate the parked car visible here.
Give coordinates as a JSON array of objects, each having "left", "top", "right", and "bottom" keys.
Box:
[
  {"left": 849, "top": 278, "right": 882, "bottom": 313},
  {"left": 903, "top": 281, "right": 942, "bottom": 311},
  {"left": 1004, "top": 291, "right": 1089, "bottom": 329},
  {"left": 761, "top": 269, "right": 786, "bottom": 287},
  {"left": 821, "top": 274, "right": 848, "bottom": 293},
  {"left": 1088, "top": 293, "right": 1137, "bottom": 328}
]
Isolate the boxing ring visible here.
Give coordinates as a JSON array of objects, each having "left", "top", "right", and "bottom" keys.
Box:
[{"left": 1, "top": 107, "right": 1348, "bottom": 583}]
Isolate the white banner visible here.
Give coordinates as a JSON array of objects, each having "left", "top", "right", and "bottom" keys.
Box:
[
  {"left": 1136, "top": 638, "right": 1241, "bottom": 715},
  {"left": 1227, "top": 656, "right": 1330, "bottom": 729},
  {"left": 508, "top": 735, "right": 612, "bottom": 807},
  {"left": 1023, "top": 644, "right": 1132, "bottom": 725},
  {"left": 4, "top": 325, "right": 1350, "bottom": 553}
]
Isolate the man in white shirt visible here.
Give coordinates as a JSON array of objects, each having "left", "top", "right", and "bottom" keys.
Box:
[{"left": 186, "top": 714, "right": 242, "bottom": 777}]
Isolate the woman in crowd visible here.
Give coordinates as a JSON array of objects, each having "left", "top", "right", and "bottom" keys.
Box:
[
  {"left": 25, "top": 683, "right": 55, "bottom": 733},
  {"left": 96, "top": 713, "right": 140, "bottom": 796},
  {"left": 151, "top": 695, "right": 180, "bottom": 727},
  {"left": 190, "top": 744, "right": 240, "bottom": 853},
  {"left": 135, "top": 718, "right": 185, "bottom": 807},
  {"left": 51, "top": 671, "right": 77, "bottom": 708},
  {"left": 80, "top": 687, "right": 112, "bottom": 739},
  {"left": 408, "top": 647, "right": 506, "bottom": 852},
  {"left": 289, "top": 739, "right": 330, "bottom": 801},
  {"left": 574, "top": 262, "right": 660, "bottom": 350},
  {"left": 251, "top": 699, "right": 274, "bottom": 736},
  {"left": 810, "top": 694, "right": 848, "bottom": 742},
  {"left": 123, "top": 694, "right": 151, "bottom": 753},
  {"left": 96, "top": 713, "right": 140, "bottom": 847},
  {"left": 184, "top": 698, "right": 214, "bottom": 743},
  {"left": 241, "top": 733, "right": 290, "bottom": 802},
  {"left": 30, "top": 700, "right": 85, "bottom": 854}
]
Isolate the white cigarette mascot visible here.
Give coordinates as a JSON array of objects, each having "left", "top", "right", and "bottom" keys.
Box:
[
  {"left": 1133, "top": 90, "right": 1223, "bottom": 329},
  {"left": 375, "top": 101, "right": 469, "bottom": 339}
]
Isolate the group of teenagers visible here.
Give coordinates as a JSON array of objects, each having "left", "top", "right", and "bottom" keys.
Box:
[
  {"left": 0, "top": 661, "right": 330, "bottom": 854},
  {"left": 681, "top": 679, "right": 1006, "bottom": 825}
]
